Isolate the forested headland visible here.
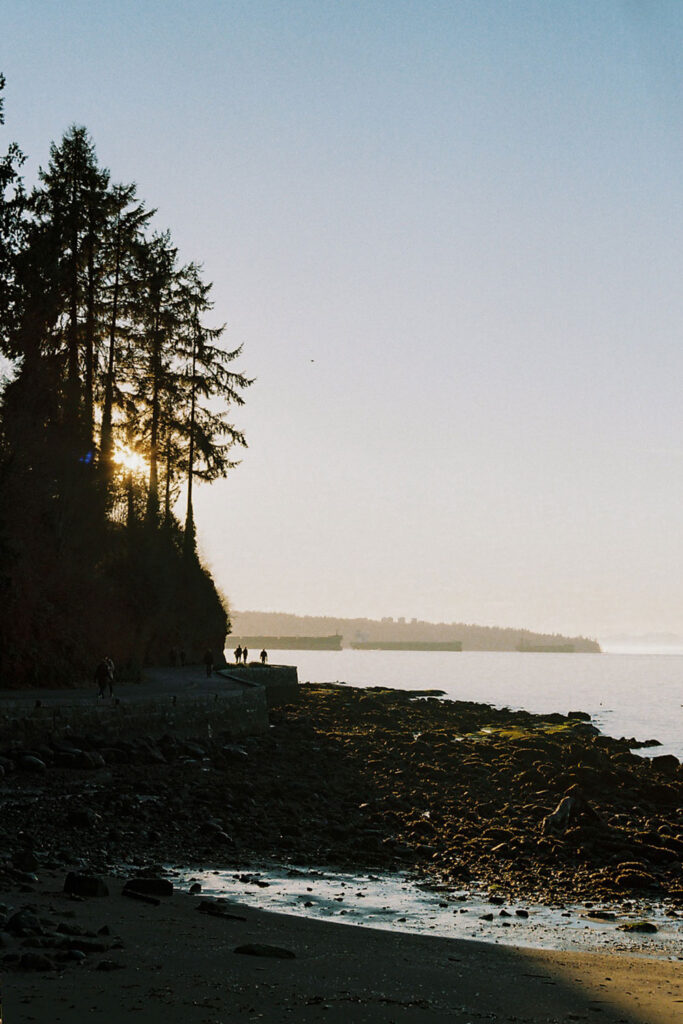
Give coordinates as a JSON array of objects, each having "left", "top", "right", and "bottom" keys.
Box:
[
  {"left": 0, "top": 77, "right": 250, "bottom": 686},
  {"left": 231, "top": 610, "right": 601, "bottom": 653}
]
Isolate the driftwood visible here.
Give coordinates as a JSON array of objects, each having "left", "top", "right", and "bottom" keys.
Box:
[
  {"left": 197, "top": 900, "right": 247, "bottom": 921},
  {"left": 122, "top": 889, "right": 160, "bottom": 906},
  {"left": 542, "top": 785, "right": 599, "bottom": 834}
]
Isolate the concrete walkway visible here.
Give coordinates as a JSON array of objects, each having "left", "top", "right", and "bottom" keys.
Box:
[{"left": 0, "top": 664, "right": 249, "bottom": 709}]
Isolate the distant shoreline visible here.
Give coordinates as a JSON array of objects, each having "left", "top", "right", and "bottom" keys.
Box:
[{"left": 230, "top": 611, "right": 601, "bottom": 653}]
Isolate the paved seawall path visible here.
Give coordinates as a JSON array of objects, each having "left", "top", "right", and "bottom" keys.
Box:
[{"left": 0, "top": 665, "right": 271, "bottom": 743}]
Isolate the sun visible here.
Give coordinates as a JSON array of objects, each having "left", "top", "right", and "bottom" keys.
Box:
[{"left": 112, "top": 443, "right": 148, "bottom": 475}]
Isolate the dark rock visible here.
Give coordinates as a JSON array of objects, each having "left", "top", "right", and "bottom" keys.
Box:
[
  {"left": 234, "top": 943, "right": 295, "bottom": 959},
  {"left": 66, "top": 808, "right": 99, "bottom": 828},
  {"left": 18, "top": 755, "right": 46, "bottom": 773},
  {"left": 123, "top": 877, "right": 173, "bottom": 898},
  {"left": 617, "top": 920, "right": 657, "bottom": 933},
  {"left": 222, "top": 744, "right": 248, "bottom": 759},
  {"left": 182, "top": 741, "right": 206, "bottom": 759},
  {"left": 58, "top": 937, "right": 108, "bottom": 952},
  {"left": 64, "top": 873, "right": 109, "bottom": 898},
  {"left": 614, "top": 870, "right": 657, "bottom": 891},
  {"left": 189, "top": 883, "right": 202, "bottom": 894},
  {"left": 19, "top": 951, "right": 55, "bottom": 971},
  {"left": 96, "top": 959, "right": 126, "bottom": 970},
  {"left": 650, "top": 754, "right": 679, "bottom": 776},
  {"left": 12, "top": 850, "right": 39, "bottom": 873},
  {"left": 6, "top": 911, "right": 41, "bottom": 936},
  {"left": 60, "top": 949, "right": 87, "bottom": 962},
  {"left": 56, "top": 922, "right": 84, "bottom": 936}
]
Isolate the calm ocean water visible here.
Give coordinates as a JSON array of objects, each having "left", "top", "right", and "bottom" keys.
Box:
[{"left": 256, "top": 649, "right": 682, "bottom": 759}]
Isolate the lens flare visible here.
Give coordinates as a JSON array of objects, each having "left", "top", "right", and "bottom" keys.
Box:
[{"left": 112, "top": 443, "right": 148, "bottom": 474}]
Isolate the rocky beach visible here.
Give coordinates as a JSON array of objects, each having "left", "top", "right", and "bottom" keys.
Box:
[{"left": 1, "top": 682, "right": 681, "bottom": 1021}]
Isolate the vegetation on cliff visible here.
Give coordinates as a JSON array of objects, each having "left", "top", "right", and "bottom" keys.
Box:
[{"left": 0, "top": 77, "right": 251, "bottom": 685}]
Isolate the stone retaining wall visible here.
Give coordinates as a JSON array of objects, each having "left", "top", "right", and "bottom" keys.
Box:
[
  {"left": 0, "top": 688, "right": 268, "bottom": 745},
  {"left": 218, "top": 664, "right": 299, "bottom": 708}
]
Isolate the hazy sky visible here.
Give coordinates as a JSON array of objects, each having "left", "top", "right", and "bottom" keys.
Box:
[{"left": 3, "top": 1, "right": 682, "bottom": 638}]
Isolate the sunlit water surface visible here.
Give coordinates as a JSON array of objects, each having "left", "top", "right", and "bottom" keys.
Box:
[
  {"left": 231, "top": 650, "right": 683, "bottom": 758},
  {"left": 209, "top": 649, "right": 681, "bottom": 953},
  {"left": 174, "top": 863, "right": 682, "bottom": 959}
]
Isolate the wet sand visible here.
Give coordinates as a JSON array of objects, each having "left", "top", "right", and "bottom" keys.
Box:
[{"left": 2, "top": 873, "right": 681, "bottom": 1024}]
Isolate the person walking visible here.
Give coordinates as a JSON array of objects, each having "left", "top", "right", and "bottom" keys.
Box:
[
  {"left": 242, "top": 646, "right": 249, "bottom": 665},
  {"left": 234, "top": 644, "right": 242, "bottom": 664},
  {"left": 105, "top": 656, "right": 115, "bottom": 696},
  {"left": 260, "top": 648, "right": 268, "bottom": 665},
  {"left": 203, "top": 649, "right": 214, "bottom": 678},
  {"left": 95, "top": 658, "right": 113, "bottom": 698}
]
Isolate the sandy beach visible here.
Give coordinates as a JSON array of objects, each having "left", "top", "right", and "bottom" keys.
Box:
[{"left": 2, "top": 871, "right": 681, "bottom": 1024}]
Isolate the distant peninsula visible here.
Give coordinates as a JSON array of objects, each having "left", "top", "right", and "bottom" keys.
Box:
[{"left": 230, "top": 611, "right": 601, "bottom": 653}]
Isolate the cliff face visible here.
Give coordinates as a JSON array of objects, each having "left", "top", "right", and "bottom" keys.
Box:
[
  {"left": 230, "top": 611, "right": 600, "bottom": 653},
  {"left": 0, "top": 515, "right": 228, "bottom": 688}
]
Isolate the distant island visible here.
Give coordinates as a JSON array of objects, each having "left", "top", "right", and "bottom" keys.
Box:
[{"left": 230, "top": 612, "right": 601, "bottom": 653}]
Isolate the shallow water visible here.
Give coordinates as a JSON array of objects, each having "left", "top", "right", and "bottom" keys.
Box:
[
  {"left": 232, "top": 650, "right": 683, "bottom": 758},
  {"left": 175, "top": 862, "right": 682, "bottom": 960}
]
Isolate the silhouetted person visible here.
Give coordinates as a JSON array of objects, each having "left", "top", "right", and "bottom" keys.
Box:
[
  {"left": 234, "top": 645, "right": 242, "bottom": 664},
  {"left": 95, "top": 657, "right": 113, "bottom": 698},
  {"left": 105, "top": 657, "right": 115, "bottom": 695},
  {"left": 260, "top": 649, "right": 268, "bottom": 664},
  {"left": 204, "top": 649, "right": 214, "bottom": 677},
  {"left": 242, "top": 646, "right": 249, "bottom": 665}
]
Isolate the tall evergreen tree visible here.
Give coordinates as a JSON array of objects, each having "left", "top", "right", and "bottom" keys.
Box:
[
  {"left": 0, "top": 94, "right": 248, "bottom": 684},
  {"left": 32, "top": 125, "right": 108, "bottom": 445},
  {"left": 175, "top": 263, "right": 251, "bottom": 556},
  {"left": 99, "top": 182, "right": 153, "bottom": 476}
]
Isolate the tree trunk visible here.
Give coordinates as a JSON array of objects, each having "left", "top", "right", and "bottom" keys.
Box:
[
  {"left": 164, "top": 432, "right": 172, "bottom": 522},
  {"left": 83, "top": 209, "right": 96, "bottom": 450},
  {"left": 146, "top": 307, "right": 161, "bottom": 521},
  {"left": 67, "top": 172, "right": 80, "bottom": 427},
  {"left": 184, "top": 322, "right": 197, "bottom": 555},
  {"left": 100, "top": 218, "right": 121, "bottom": 472}
]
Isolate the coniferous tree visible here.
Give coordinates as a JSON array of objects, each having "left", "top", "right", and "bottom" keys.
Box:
[
  {"left": 176, "top": 263, "right": 251, "bottom": 555},
  {"left": 0, "top": 91, "right": 250, "bottom": 684},
  {"left": 99, "top": 182, "right": 153, "bottom": 477}
]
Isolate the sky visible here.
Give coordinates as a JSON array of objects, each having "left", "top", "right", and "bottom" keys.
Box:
[{"left": 2, "top": 1, "right": 682, "bottom": 639}]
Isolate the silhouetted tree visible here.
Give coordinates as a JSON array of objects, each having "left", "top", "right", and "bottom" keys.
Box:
[
  {"left": 0, "top": 85, "right": 248, "bottom": 684},
  {"left": 99, "top": 182, "right": 153, "bottom": 477}
]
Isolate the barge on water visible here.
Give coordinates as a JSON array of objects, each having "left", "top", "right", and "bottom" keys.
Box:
[{"left": 350, "top": 640, "right": 462, "bottom": 651}]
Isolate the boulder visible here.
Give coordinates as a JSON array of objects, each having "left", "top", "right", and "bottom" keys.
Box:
[
  {"left": 123, "top": 877, "right": 173, "bottom": 898},
  {"left": 64, "top": 873, "right": 109, "bottom": 898},
  {"left": 6, "top": 910, "right": 42, "bottom": 936},
  {"left": 18, "top": 952, "right": 55, "bottom": 971},
  {"left": 650, "top": 754, "right": 679, "bottom": 777},
  {"left": 617, "top": 920, "right": 657, "bottom": 933}
]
